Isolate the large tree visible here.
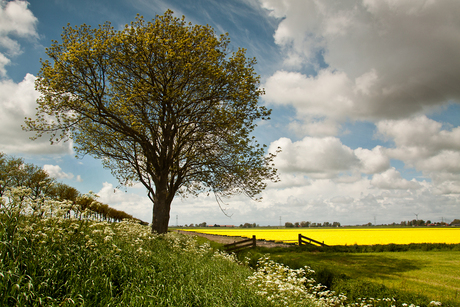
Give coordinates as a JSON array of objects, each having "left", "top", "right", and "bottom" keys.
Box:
[{"left": 25, "top": 11, "right": 278, "bottom": 233}]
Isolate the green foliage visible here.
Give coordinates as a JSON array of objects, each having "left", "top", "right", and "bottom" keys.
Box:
[
  {"left": 0, "top": 152, "right": 54, "bottom": 199},
  {"left": 25, "top": 10, "right": 279, "bottom": 233},
  {"left": 246, "top": 256, "right": 347, "bottom": 306}
]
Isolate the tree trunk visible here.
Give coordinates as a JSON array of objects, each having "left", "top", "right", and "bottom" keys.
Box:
[{"left": 151, "top": 182, "right": 172, "bottom": 234}]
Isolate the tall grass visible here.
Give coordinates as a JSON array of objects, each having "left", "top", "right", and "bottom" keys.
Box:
[
  {"left": 1, "top": 187, "right": 448, "bottom": 306},
  {"left": 0, "top": 187, "right": 269, "bottom": 306}
]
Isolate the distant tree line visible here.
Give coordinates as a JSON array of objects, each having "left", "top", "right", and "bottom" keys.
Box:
[
  {"left": 400, "top": 219, "right": 459, "bottom": 227},
  {"left": 400, "top": 219, "right": 430, "bottom": 227},
  {"left": 284, "top": 220, "right": 460, "bottom": 228},
  {"left": 285, "top": 221, "right": 341, "bottom": 228},
  {"left": 184, "top": 222, "right": 208, "bottom": 227},
  {"left": 240, "top": 223, "right": 259, "bottom": 228},
  {"left": 0, "top": 152, "right": 144, "bottom": 224}
]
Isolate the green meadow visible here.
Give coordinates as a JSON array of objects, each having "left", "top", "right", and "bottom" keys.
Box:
[{"left": 241, "top": 245, "right": 460, "bottom": 306}]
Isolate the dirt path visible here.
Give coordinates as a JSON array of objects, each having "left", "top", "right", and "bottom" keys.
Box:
[{"left": 176, "top": 230, "right": 290, "bottom": 248}]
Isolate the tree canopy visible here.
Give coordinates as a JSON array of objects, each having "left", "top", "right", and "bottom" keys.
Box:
[
  {"left": 0, "top": 152, "right": 54, "bottom": 199},
  {"left": 25, "top": 11, "right": 279, "bottom": 233}
]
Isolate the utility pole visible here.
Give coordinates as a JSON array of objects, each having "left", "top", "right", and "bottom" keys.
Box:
[
  {"left": 279, "top": 216, "right": 282, "bottom": 227},
  {"left": 176, "top": 215, "right": 178, "bottom": 227}
]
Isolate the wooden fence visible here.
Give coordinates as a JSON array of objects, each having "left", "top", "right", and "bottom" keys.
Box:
[
  {"left": 224, "top": 235, "right": 257, "bottom": 253},
  {"left": 298, "top": 234, "right": 329, "bottom": 247}
]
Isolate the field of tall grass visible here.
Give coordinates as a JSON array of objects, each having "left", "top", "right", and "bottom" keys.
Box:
[
  {"left": 1, "top": 187, "right": 453, "bottom": 306},
  {"left": 1, "top": 187, "right": 272, "bottom": 306}
]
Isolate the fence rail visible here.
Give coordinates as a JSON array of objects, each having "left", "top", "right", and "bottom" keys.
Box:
[
  {"left": 298, "top": 234, "right": 329, "bottom": 247},
  {"left": 224, "top": 235, "right": 256, "bottom": 253}
]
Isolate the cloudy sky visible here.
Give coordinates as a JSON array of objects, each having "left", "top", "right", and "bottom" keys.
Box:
[{"left": 1, "top": 0, "right": 459, "bottom": 226}]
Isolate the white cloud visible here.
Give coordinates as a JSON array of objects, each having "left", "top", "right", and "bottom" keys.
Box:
[
  {"left": 0, "top": 0, "right": 38, "bottom": 74},
  {"left": 263, "top": 70, "right": 355, "bottom": 121},
  {"left": 254, "top": 134, "right": 452, "bottom": 224},
  {"left": 258, "top": 0, "right": 460, "bottom": 205},
  {"left": 43, "top": 164, "right": 75, "bottom": 180},
  {"left": 354, "top": 146, "right": 390, "bottom": 174},
  {"left": 354, "top": 69, "right": 379, "bottom": 96},
  {"left": 431, "top": 177, "right": 460, "bottom": 195},
  {"left": 0, "top": 0, "right": 38, "bottom": 38},
  {"left": 261, "top": 0, "right": 327, "bottom": 66},
  {"left": 0, "top": 52, "right": 9, "bottom": 76},
  {"left": 329, "top": 196, "right": 354, "bottom": 204},
  {"left": 268, "top": 136, "right": 390, "bottom": 179},
  {"left": 288, "top": 118, "right": 340, "bottom": 137},
  {"left": 261, "top": 174, "right": 459, "bottom": 225},
  {"left": 376, "top": 116, "right": 460, "bottom": 194},
  {"left": 0, "top": 2, "right": 70, "bottom": 156},
  {"left": 377, "top": 115, "right": 460, "bottom": 160},
  {"left": 96, "top": 182, "right": 272, "bottom": 226},
  {"left": 269, "top": 173, "right": 311, "bottom": 189},
  {"left": 417, "top": 151, "right": 460, "bottom": 174},
  {"left": 261, "top": 0, "right": 460, "bottom": 128},
  {"left": 268, "top": 136, "right": 359, "bottom": 178},
  {"left": 371, "top": 168, "right": 422, "bottom": 190},
  {"left": 0, "top": 74, "right": 73, "bottom": 155},
  {"left": 261, "top": 177, "right": 435, "bottom": 225}
]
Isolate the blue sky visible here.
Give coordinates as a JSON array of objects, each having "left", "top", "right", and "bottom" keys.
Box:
[{"left": 1, "top": 0, "right": 459, "bottom": 226}]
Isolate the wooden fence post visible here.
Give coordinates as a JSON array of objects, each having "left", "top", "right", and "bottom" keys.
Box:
[
  {"left": 224, "top": 235, "right": 257, "bottom": 253},
  {"left": 298, "top": 234, "right": 329, "bottom": 247}
]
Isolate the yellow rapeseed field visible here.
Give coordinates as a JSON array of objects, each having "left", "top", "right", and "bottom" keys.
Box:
[{"left": 181, "top": 228, "right": 460, "bottom": 246}]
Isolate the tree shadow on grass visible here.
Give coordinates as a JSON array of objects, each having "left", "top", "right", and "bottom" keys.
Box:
[
  {"left": 311, "top": 253, "right": 426, "bottom": 280},
  {"left": 263, "top": 249, "right": 427, "bottom": 281}
]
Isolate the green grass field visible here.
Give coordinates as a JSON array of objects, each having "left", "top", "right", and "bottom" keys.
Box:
[{"left": 243, "top": 246, "right": 460, "bottom": 306}]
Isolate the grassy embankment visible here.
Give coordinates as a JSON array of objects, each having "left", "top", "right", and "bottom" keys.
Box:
[
  {"left": 1, "top": 189, "right": 270, "bottom": 306},
  {"left": 0, "top": 218, "right": 268, "bottom": 306}
]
